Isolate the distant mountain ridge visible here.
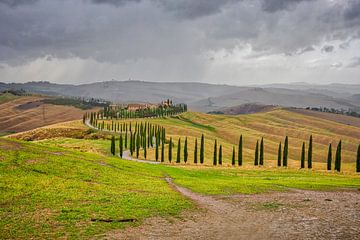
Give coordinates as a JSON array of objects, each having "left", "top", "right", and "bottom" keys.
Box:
[{"left": 0, "top": 80, "right": 359, "bottom": 112}]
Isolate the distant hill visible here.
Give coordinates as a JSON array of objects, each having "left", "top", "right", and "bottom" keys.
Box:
[
  {"left": 0, "top": 94, "right": 94, "bottom": 134},
  {"left": 208, "top": 103, "right": 277, "bottom": 115},
  {"left": 1, "top": 80, "right": 359, "bottom": 113}
]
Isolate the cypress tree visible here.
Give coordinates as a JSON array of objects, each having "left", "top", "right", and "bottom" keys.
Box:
[
  {"left": 238, "top": 135, "right": 243, "bottom": 166},
  {"left": 169, "top": 137, "right": 172, "bottom": 162},
  {"left": 184, "top": 137, "right": 188, "bottom": 163},
  {"left": 335, "top": 140, "right": 342, "bottom": 172},
  {"left": 327, "top": 143, "right": 332, "bottom": 171},
  {"left": 277, "top": 142, "right": 282, "bottom": 167},
  {"left": 119, "top": 135, "right": 123, "bottom": 158},
  {"left": 110, "top": 136, "right": 115, "bottom": 156},
  {"left": 283, "top": 136, "right": 288, "bottom": 167},
  {"left": 213, "top": 139, "right": 217, "bottom": 166},
  {"left": 144, "top": 139, "right": 147, "bottom": 159},
  {"left": 308, "top": 135, "right": 313, "bottom": 169},
  {"left": 194, "top": 138, "right": 198, "bottom": 164},
  {"left": 232, "top": 146, "right": 235, "bottom": 166},
  {"left": 136, "top": 133, "right": 140, "bottom": 158},
  {"left": 218, "top": 145, "right": 222, "bottom": 165},
  {"left": 125, "top": 131, "right": 128, "bottom": 148},
  {"left": 254, "top": 140, "right": 259, "bottom": 166},
  {"left": 301, "top": 142, "right": 305, "bottom": 169},
  {"left": 259, "top": 137, "right": 264, "bottom": 166},
  {"left": 130, "top": 132, "right": 133, "bottom": 155},
  {"left": 200, "top": 134, "right": 204, "bottom": 164},
  {"left": 356, "top": 144, "right": 360, "bottom": 173},
  {"left": 155, "top": 140, "right": 159, "bottom": 161},
  {"left": 176, "top": 138, "right": 181, "bottom": 163},
  {"left": 161, "top": 140, "right": 165, "bottom": 162}
]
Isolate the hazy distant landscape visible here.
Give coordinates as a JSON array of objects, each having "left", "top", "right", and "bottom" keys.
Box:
[{"left": 1, "top": 80, "right": 359, "bottom": 113}]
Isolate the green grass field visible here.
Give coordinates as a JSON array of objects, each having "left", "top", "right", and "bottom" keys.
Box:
[
  {"left": 2, "top": 109, "right": 360, "bottom": 238},
  {"left": 1, "top": 137, "right": 360, "bottom": 239}
]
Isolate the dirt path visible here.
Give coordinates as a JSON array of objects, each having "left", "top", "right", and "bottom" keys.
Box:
[{"left": 104, "top": 179, "right": 360, "bottom": 240}]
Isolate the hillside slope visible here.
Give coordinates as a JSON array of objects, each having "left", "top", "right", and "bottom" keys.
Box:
[
  {"left": 0, "top": 96, "right": 87, "bottom": 134},
  {"left": 68, "top": 109, "right": 360, "bottom": 170}
]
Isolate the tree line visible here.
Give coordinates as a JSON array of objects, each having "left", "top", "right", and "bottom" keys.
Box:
[
  {"left": 109, "top": 127, "right": 360, "bottom": 173},
  {"left": 84, "top": 100, "right": 187, "bottom": 121}
]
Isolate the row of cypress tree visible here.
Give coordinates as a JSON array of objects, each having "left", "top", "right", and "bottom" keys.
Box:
[
  {"left": 109, "top": 126, "right": 360, "bottom": 172},
  {"left": 84, "top": 102, "right": 187, "bottom": 121}
]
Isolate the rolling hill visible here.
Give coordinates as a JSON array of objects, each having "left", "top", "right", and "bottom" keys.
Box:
[
  {"left": 11, "top": 108, "right": 360, "bottom": 171},
  {"left": 0, "top": 94, "right": 91, "bottom": 135},
  {"left": 1, "top": 81, "right": 359, "bottom": 112}
]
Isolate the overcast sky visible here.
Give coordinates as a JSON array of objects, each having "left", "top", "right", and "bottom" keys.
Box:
[{"left": 0, "top": 0, "right": 359, "bottom": 85}]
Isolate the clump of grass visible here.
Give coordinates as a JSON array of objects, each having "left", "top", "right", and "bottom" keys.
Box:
[{"left": 255, "top": 201, "right": 283, "bottom": 211}]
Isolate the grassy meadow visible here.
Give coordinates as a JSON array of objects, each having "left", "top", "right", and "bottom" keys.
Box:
[
  {"left": 2, "top": 109, "right": 360, "bottom": 238},
  {"left": 1, "top": 137, "right": 360, "bottom": 238}
]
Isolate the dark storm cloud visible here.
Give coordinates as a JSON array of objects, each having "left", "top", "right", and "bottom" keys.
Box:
[
  {"left": 0, "top": 0, "right": 359, "bottom": 67},
  {"left": 344, "top": 0, "right": 360, "bottom": 21},
  {"left": 260, "top": 0, "right": 314, "bottom": 13},
  {"left": 90, "top": 0, "right": 141, "bottom": 7},
  {"left": 0, "top": 0, "right": 38, "bottom": 7},
  {"left": 322, "top": 45, "right": 334, "bottom": 53},
  {"left": 155, "top": 0, "right": 240, "bottom": 19}
]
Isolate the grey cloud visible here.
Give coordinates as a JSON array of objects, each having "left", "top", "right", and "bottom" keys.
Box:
[
  {"left": 297, "top": 46, "right": 315, "bottom": 54},
  {"left": 90, "top": 0, "right": 141, "bottom": 7},
  {"left": 344, "top": 0, "right": 360, "bottom": 21},
  {"left": 0, "top": 0, "right": 359, "bottom": 70},
  {"left": 0, "top": 0, "right": 38, "bottom": 7},
  {"left": 155, "top": 0, "right": 239, "bottom": 19},
  {"left": 260, "top": 0, "right": 314, "bottom": 13},
  {"left": 347, "top": 57, "right": 360, "bottom": 68},
  {"left": 321, "top": 45, "right": 334, "bottom": 53}
]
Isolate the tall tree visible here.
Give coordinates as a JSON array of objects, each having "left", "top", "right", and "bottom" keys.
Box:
[
  {"left": 184, "top": 137, "right": 188, "bottom": 163},
  {"left": 176, "top": 138, "right": 181, "bottom": 163},
  {"left": 301, "top": 142, "right": 305, "bottom": 169},
  {"left": 194, "top": 138, "right": 198, "bottom": 164},
  {"left": 155, "top": 140, "right": 159, "bottom": 161},
  {"left": 169, "top": 137, "right": 172, "bottom": 162},
  {"left": 218, "top": 145, "right": 222, "bottom": 165},
  {"left": 136, "top": 133, "right": 140, "bottom": 158},
  {"left": 200, "top": 134, "right": 204, "bottom": 164},
  {"left": 308, "top": 135, "right": 313, "bottom": 169},
  {"left": 259, "top": 137, "right": 264, "bottom": 166},
  {"left": 254, "top": 140, "right": 259, "bottom": 166},
  {"left": 161, "top": 140, "right": 165, "bottom": 162},
  {"left": 110, "top": 136, "right": 115, "bottom": 156},
  {"left": 238, "top": 135, "right": 243, "bottom": 166},
  {"left": 283, "top": 136, "right": 288, "bottom": 167},
  {"left": 232, "top": 146, "right": 235, "bottom": 166},
  {"left": 143, "top": 137, "right": 147, "bottom": 159},
  {"left": 327, "top": 143, "right": 332, "bottom": 171},
  {"left": 277, "top": 142, "right": 282, "bottom": 167},
  {"left": 119, "top": 135, "right": 123, "bottom": 158},
  {"left": 125, "top": 130, "right": 128, "bottom": 148},
  {"left": 356, "top": 144, "right": 360, "bottom": 173},
  {"left": 335, "top": 140, "right": 342, "bottom": 172},
  {"left": 213, "top": 139, "right": 217, "bottom": 166},
  {"left": 129, "top": 132, "right": 133, "bottom": 155}
]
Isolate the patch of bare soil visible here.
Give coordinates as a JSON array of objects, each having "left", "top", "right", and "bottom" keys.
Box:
[{"left": 105, "top": 179, "right": 360, "bottom": 240}]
